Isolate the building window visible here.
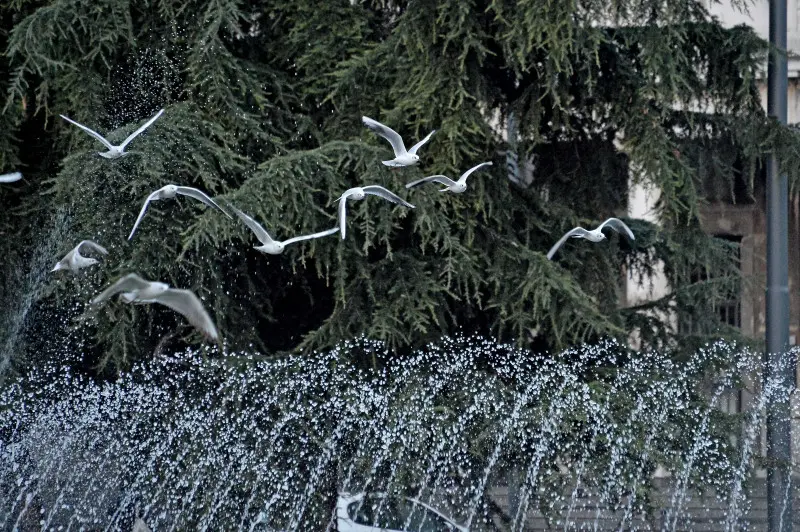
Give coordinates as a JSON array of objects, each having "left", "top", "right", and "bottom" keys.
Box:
[{"left": 715, "top": 234, "right": 742, "bottom": 329}]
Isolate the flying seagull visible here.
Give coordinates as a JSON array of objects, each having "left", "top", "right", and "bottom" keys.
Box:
[
  {"left": 0, "top": 172, "right": 22, "bottom": 183},
  {"left": 92, "top": 273, "right": 219, "bottom": 341},
  {"left": 405, "top": 162, "right": 493, "bottom": 193},
  {"left": 337, "top": 185, "right": 415, "bottom": 239},
  {"left": 52, "top": 240, "right": 108, "bottom": 272},
  {"left": 362, "top": 116, "right": 435, "bottom": 167},
  {"left": 60, "top": 109, "right": 164, "bottom": 159},
  {"left": 226, "top": 202, "right": 338, "bottom": 255},
  {"left": 546, "top": 218, "right": 635, "bottom": 260},
  {"left": 128, "top": 184, "right": 231, "bottom": 240}
]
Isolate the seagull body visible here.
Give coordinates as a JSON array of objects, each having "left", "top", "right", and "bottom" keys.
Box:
[
  {"left": 128, "top": 184, "right": 230, "bottom": 240},
  {"left": 226, "top": 202, "right": 338, "bottom": 255},
  {"left": 52, "top": 240, "right": 108, "bottom": 272},
  {"left": 0, "top": 172, "right": 22, "bottom": 183},
  {"left": 92, "top": 273, "right": 219, "bottom": 341},
  {"left": 337, "top": 185, "right": 415, "bottom": 239},
  {"left": 405, "top": 161, "right": 493, "bottom": 193},
  {"left": 362, "top": 116, "right": 435, "bottom": 167},
  {"left": 546, "top": 218, "right": 635, "bottom": 260},
  {"left": 60, "top": 109, "right": 164, "bottom": 159},
  {"left": 132, "top": 517, "right": 151, "bottom": 532}
]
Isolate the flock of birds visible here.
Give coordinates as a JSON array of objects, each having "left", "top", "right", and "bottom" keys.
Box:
[{"left": 2, "top": 110, "right": 636, "bottom": 343}]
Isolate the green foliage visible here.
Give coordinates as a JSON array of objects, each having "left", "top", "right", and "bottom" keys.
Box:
[{"left": 0, "top": 0, "right": 796, "bottom": 373}]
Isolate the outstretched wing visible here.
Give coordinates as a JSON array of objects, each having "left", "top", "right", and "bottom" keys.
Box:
[
  {"left": 77, "top": 240, "right": 109, "bottom": 256},
  {"left": 60, "top": 115, "right": 114, "bottom": 150},
  {"left": 407, "top": 129, "right": 436, "bottom": 155},
  {"left": 405, "top": 175, "right": 457, "bottom": 189},
  {"left": 362, "top": 185, "right": 415, "bottom": 208},
  {"left": 176, "top": 186, "right": 231, "bottom": 218},
  {"left": 153, "top": 288, "right": 219, "bottom": 340},
  {"left": 546, "top": 227, "right": 592, "bottom": 260},
  {"left": 128, "top": 190, "right": 162, "bottom": 240},
  {"left": 119, "top": 109, "right": 165, "bottom": 150},
  {"left": 362, "top": 116, "right": 407, "bottom": 157},
  {"left": 92, "top": 273, "right": 152, "bottom": 304},
  {"left": 338, "top": 198, "right": 348, "bottom": 239},
  {"left": 458, "top": 161, "right": 493, "bottom": 184},
  {"left": 226, "top": 203, "right": 276, "bottom": 246},
  {"left": 282, "top": 226, "right": 340, "bottom": 247},
  {"left": 0, "top": 172, "right": 22, "bottom": 183},
  {"left": 598, "top": 218, "right": 635, "bottom": 241}
]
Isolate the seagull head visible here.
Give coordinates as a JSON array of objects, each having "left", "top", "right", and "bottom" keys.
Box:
[
  {"left": 411, "top": 154, "right": 420, "bottom": 163},
  {"left": 162, "top": 184, "right": 179, "bottom": 197}
]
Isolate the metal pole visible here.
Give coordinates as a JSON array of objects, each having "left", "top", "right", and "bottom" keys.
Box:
[{"left": 766, "top": 0, "right": 792, "bottom": 528}]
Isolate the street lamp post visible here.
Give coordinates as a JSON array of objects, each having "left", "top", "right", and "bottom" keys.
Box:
[{"left": 766, "top": 0, "right": 793, "bottom": 529}]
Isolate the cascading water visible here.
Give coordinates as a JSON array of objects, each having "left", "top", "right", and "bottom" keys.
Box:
[
  {"left": 0, "top": 208, "right": 70, "bottom": 382},
  {"left": 0, "top": 336, "right": 798, "bottom": 531}
]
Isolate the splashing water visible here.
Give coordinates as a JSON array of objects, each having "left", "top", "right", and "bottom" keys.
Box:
[
  {"left": 0, "top": 209, "right": 70, "bottom": 383},
  {"left": 0, "top": 336, "right": 797, "bottom": 531}
]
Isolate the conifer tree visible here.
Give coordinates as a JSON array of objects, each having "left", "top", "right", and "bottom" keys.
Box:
[{"left": 0, "top": 0, "right": 794, "bottom": 373}]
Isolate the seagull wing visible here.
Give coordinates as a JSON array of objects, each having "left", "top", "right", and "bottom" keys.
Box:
[
  {"left": 175, "top": 186, "right": 231, "bottom": 218},
  {"left": 338, "top": 197, "right": 348, "bottom": 240},
  {"left": 407, "top": 129, "right": 436, "bottom": 155},
  {"left": 60, "top": 115, "right": 114, "bottom": 150},
  {"left": 128, "top": 190, "right": 162, "bottom": 240},
  {"left": 362, "top": 185, "right": 415, "bottom": 208},
  {"left": 0, "top": 172, "right": 22, "bottom": 183},
  {"left": 226, "top": 203, "right": 276, "bottom": 246},
  {"left": 458, "top": 161, "right": 493, "bottom": 184},
  {"left": 546, "top": 227, "right": 592, "bottom": 260},
  {"left": 405, "top": 175, "right": 457, "bottom": 189},
  {"left": 152, "top": 288, "right": 219, "bottom": 341},
  {"left": 281, "top": 226, "right": 340, "bottom": 247},
  {"left": 598, "top": 218, "right": 635, "bottom": 240},
  {"left": 119, "top": 109, "right": 165, "bottom": 150},
  {"left": 92, "top": 273, "right": 152, "bottom": 304},
  {"left": 77, "top": 240, "right": 109, "bottom": 256},
  {"left": 362, "top": 116, "right": 407, "bottom": 156}
]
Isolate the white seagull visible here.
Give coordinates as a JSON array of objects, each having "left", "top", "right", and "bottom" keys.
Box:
[
  {"left": 128, "top": 184, "right": 231, "bottom": 240},
  {"left": 362, "top": 116, "right": 435, "bottom": 167},
  {"left": 0, "top": 172, "right": 22, "bottom": 183},
  {"left": 337, "top": 185, "right": 415, "bottom": 239},
  {"left": 52, "top": 240, "right": 108, "bottom": 272},
  {"left": 405, "top": 161, "right": 493, "bottom": 193},
  {"left": 226, "top": 202, "right": 339, "bottom": 255},
  {"left": 92, "top": 273, "right": 219, "bottom": 341},
  {"left": 546, "top": 218, "right": 635, "bottom": 260},
  {"left": 60, "top": 109, "right": 164, "bottom": 159}
]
